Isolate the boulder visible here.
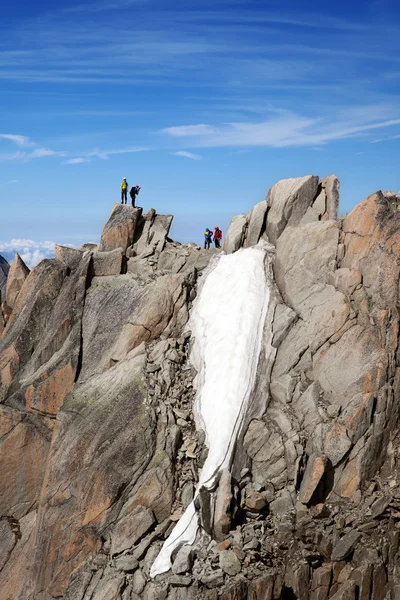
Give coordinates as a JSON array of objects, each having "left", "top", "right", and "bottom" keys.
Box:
[
  {"left": 312, "top": 325, "right": 387, "bottom": 408},
  {"left": 244, "top": 200, "right": 268, "bottom": 247},
  {"left": 127, "top": 256, "right": 155, "bottom": 279},
  {"left": 222, "top": 214, "right": 247, "bottom": 254},
  {"left": 292, "top": 382, "right": 323, "bottom": 436},
  {"left": 275, "top": 219, "right": 339, "bottom": 311},
  {"left": 320, "top": 175, "right": 340, "bottom": 220},
  {"left": 244, "top": 419, "right": 286, "bottom": 489},
  {"left": 311, "top": 564, "right": 332, "bottom": 593},
  {"left": 182, "top": 247, "right": 220, "bottom": 273},
  {"left": 92, "top": 248, "right": 124, "bottom": 276},
  {"left": 331, "top": 531, "right": 362, "bottom": 561},
  {"left": 329, "top": 581, "right": 356, "bottom": 600},
  {"left": 114, "top": 554, "right": 139, "bottom": 572},
  {"left": 5, "top": 253, "right": 30, "bottom": 309},
  {"left": 244, "top": 491, "right": 267, "bottom": 512},
  {"left": 55, "top": 244, "right": 85, "bottom": 268},
  {"left": 266, "top": 175, "right": 319, "bottom": 244},
  {"left": 172, "top": 545, "right": 194, "bottom": 575},
  {"left": 330, "top": 267, "right": 362, "bottom": 295},
  {"left": 323, "top": 423, "right": 352, "bottom": 466},
  {"left": 132, "top": 569, "right": 147, "bottom": 595},
  {"left": 78, "top": 242, "right": 98, "bottom": 251},
  {"left": 88, "top": 567, "right": 125, "bottom": 600},
  {"left": 133, "top": 209, "right": 173, "bottom": 255},
  {"left": 111, "top": 506, "right": 156, "bottom": 555},
  {"left": 299, "top": 454, "right": 327, "bottom": 504},
  {"left": 201, "top": 569, "right": 225, "bottom": 589},
  {"left": 341, "top": 192, "right": 400, "bottom": 308},
  {"left": 219, "top": 549, "right": 241, "bottom": 576},
  {"left": 99, "top": 203, "right": 141, "bottom": 252},
  {"left": 213, "top": 469, "right": 233, "bottom": 541},
  {"left": 271, "top": 303, "right": 297, "bottom": 348}
]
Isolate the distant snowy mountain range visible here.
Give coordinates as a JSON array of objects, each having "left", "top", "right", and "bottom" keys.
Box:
[{"left": 0, "top": 241, "right": 55, "bottom": 269}]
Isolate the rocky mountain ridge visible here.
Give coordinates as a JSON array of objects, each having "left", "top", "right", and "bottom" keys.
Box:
[{"left": 1, "top": 177, "right": 400, "bottom": 600}]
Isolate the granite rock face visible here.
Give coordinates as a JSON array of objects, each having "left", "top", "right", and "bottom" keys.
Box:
[
  {"left": 0, "top": 254, "right": 10, "bottom": 335},
  {"left": 1, "top": 182, "right": 400, "bottom": 600},
  {"left": 5, "top": 253, "right": 30, "bottom": 309},
  {"left": 99, "top": 203, "right": 142, "bottom": 252},
  {"left": 0, "top": 254, "right": 10, "bottom": 302}
]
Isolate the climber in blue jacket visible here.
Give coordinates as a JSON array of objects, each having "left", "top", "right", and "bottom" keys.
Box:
[{"left": 204, "top": 228, "right": 213, "bottom": 249}]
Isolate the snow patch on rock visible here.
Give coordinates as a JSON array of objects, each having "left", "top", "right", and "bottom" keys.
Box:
[{"left": 151, "top": 244, "right": 271, "bottom": 576}]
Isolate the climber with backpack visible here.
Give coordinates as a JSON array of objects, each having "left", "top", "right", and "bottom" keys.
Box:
[
  {"left": 121, "top": 178, "right": 128, "bottom": 204},
  {"left": 204, "top": 228, "right": 213, "bottom": 249},
  {"left": 130, "top": 184, "right": 141, "bottom": 207},
  {"left": 214, "top": 226, "right": 222, "bottom": 248}
]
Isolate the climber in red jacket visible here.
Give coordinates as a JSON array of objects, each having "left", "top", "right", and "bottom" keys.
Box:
[{"left": 214, "top": 226, "right": 222, "bottom": 248}]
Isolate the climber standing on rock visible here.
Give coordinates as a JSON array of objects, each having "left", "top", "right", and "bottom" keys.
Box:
[
  {"left": 214, "top": 226, "right": 222, "bottom": 248},
  {"left": 130, "top": 184, "right": 141, "bottom": 208},
  {"left": 121, "top": 178, "right": 128, "bottom": 204},
  {"left": 204, "top": 228, "right": 213, "bottom": 249}
]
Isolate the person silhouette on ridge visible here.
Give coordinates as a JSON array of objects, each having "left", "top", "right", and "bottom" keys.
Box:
[
  {"left": 121, "top": 178, "right": 128, "bottom": 204},
  {"left": 130, "top": 184, "right": 141, "bottom": 207},
  {"left": 214, "top": 226, "right": 222, "bottom": 248},
  {"left": 204, "top": 228, "right": 212, "bottom": 249}
]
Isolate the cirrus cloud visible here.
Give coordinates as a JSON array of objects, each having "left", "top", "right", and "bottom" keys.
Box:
[
  {"left": 0, "top": 133, "right": 64, "bottom": 162},
  {"left": 0, "top": 134, "right": 32, "bottom": 146},
  {"left": 171, "top": 151, "right": 202, "bottom": 160},
  {"left": 65, "top": 157, "right": 91, "bottom": 164},
  {"left": 162, "top": 106, "right": 400, "bottom": 149}
]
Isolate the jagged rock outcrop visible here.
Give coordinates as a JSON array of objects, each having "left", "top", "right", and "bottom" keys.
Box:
[
  {"left": 0, "top": 254, "right": 10, "bottom": 335},
  {"left": 99, "top": 204, "right": 141, "bottom": 252},
  {"left": 5, "top": 253, "right": 30, "bottom": 309},
  {"left": 0, "top": 182, "right": 400, "bottom": 600},
  {"left": 0, "top": 254, "right": 9, "bottom": 301},
  {"left": 1, "top": 253, "right": 30, "bottom": 341}
]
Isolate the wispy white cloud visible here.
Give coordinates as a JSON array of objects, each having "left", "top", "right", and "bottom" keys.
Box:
[
  {"left": 65, "top": 157, "right": 91, "bottom": 164},
  {"left": 87, "top": 146, "right": 151, "bottom": 159},
  {"left": 0, "top": 4, "right": 393, "bottom": 90},
  {"left": 162, "top": 108, "right": 400, "bottom": 149},
  {"left": 0, "top": 149, "right": 64, "bottom": 161},
  {"left": 0, "top": 239, "right": 56, "bottom": 268},
  {"left": 0, "top": 134, "right": 32, "bottom": 146},
  {"left": 0, "top": 134, "right": 64, "bottom": 162},
  {"left": 171, "top": 151, "right": 202, "bottom": 160},
  {"left": 370, "top": 133, "right": 400, "bottom": 144},
  {"left": 167, "top": 125, "right": 215, "bottom": 137},
  {"left": 30, "top": 148, "right": 64, "bottom": 158}
]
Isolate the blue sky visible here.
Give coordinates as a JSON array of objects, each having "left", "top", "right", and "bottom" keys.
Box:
[{"left": 0, "top": 0, "right": 400, "bottom": 265}]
